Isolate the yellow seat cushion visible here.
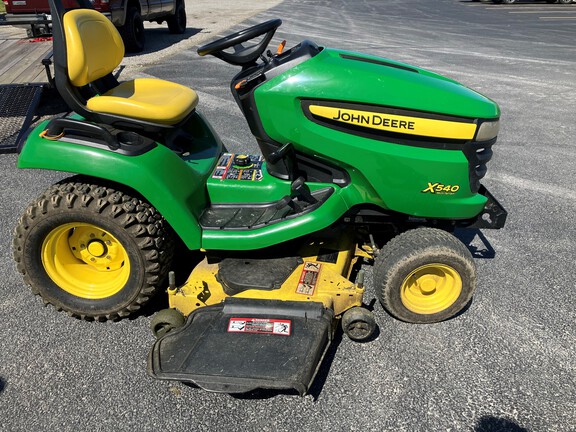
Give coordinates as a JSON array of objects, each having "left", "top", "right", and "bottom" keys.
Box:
[
  {"left": 86, "top": 78, "right": 199, "bottom": 125},
  {"left": 64, "top": 9, "right": 125, "bottom": 87}
]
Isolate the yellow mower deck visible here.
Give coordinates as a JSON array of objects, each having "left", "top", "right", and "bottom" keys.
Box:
[{"left": 168, "top": 233, "right": 368, "bottom": 318}]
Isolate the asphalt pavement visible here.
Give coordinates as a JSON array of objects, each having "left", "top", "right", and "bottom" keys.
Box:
[{"left": 1, "top": 0, "right": 575, "bottom": 431}]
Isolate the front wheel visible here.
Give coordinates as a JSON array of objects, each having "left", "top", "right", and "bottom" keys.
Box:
[
  {"left": 373, "top": 228, "right": 476, "bottom": 324},
  {"left": 12, "top": 177, "right": 175, "bottom": 321}
]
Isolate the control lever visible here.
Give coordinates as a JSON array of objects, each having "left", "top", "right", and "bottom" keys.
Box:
[
  {"left": 291, "top": 177, "right": 317, "bottom": 204},
  {"left": 275, "top": 195, "right": 301, "bottom": 212},
  {"left": 268, "top": 142, "right": 294, "bottom": 164}
]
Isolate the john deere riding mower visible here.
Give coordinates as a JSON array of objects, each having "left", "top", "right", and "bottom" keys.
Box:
[{"left": 11, "top": 0, "right": 506, "bottom": 395}]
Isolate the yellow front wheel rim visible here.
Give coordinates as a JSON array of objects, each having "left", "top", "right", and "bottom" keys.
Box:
[
  {"left": 400, "top": 264, "right": 462, "bottom": 315},
  {"left": 41, "top": 223, "right": 131, "bottom": 299}
]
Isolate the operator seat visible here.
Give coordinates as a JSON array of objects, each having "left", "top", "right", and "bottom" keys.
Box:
[{"left": 50, "top": 0, "right": 198, "bottom": 132}]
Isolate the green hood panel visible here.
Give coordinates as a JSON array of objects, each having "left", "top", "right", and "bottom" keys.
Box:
[
  {"left": 251, "top": 47, "right": 497, "bottom": 220},
  {"left": 257, "top": 48, "right": 499, "bottom": 120}
]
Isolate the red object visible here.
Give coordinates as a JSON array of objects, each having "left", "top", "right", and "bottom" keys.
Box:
[
  {"left": 5, "top": 0, "right": 110, "bottom": 14},
  {"left": 18, "top": 36, "right": 54, "bottom": 43}
]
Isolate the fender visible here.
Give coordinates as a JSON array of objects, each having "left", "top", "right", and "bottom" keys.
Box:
[{"left": 17, "top": 121, "right": 218, "bottom": 250}]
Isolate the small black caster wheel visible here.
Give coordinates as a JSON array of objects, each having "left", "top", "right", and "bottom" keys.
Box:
[
  {"left": 341, "top": 307, "right": 376, "bottom": 341},
  {"left": 150, "top": 308, "right": 185, "bottom": 338}
]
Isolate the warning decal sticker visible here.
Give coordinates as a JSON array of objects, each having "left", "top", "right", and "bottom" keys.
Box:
[
  {"left": 227, "top": 318, "right": 291, "bottom": 336},
  {"left": 212, "top": 153, "right": 264, "bottom": 181},
  {"left": 296, "top": 262, "right": 322, "bottom": 296}
]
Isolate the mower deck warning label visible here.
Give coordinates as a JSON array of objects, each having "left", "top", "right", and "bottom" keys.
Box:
[
  {"left": 296, "top": 262, "right": 321, "bottom": 296},
  {"left": 228, "top": 318, "right": 291, "bottom": 336},
  {"left": 212, "top": 153, "right": 264, "bottom": 181}
]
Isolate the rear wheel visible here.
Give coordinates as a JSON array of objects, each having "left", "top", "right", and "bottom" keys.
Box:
[
  {"left": 12, "top": 177, "right": 175, "bottom": 321},
  {"left": 167, "top": 1, "right": 187, "bottom": 34},
  {"left": 120, "top": 7, "right": 145, "bottom": 52},
  {"left": 373, "top": 228, "right": 476, "bottom": 324}
]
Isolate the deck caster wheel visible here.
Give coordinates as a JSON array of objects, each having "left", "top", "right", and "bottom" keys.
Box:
[
  {"left": 341, "top": 307, "right": 376, "bottom": 341},
  {"left": 151, "top": 308, "right": 185, "bottom": 338}
]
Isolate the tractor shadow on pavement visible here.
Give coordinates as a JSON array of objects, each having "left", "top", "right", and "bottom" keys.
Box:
[
  {"left": 474, "top": 415, "right": 529, "bottom": 432},
  {"left": 454, "top": 228, "right": 496, "bottom": 259},
  {"left": 0, "top": 377, "right": 5, "bottom": 394}
]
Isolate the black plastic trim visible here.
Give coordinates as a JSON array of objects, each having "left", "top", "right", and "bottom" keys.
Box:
[
  {"left": 148, "top": 298, "right": 333, "bottom": 395},
  {"left": 43, "top": 117, "right": 157, "bottom": 156},
  {"left": 462, "top": 137, "right": 496, "bottom": 193},
  {"left": 466, "top": 185, "right": 507, "bottom": 229},
  {"left": 339, "top": 54, "right": 420, "bottom": 74},
  {"left": 200, "top": 187, "right": 334, "bottom": 230}
]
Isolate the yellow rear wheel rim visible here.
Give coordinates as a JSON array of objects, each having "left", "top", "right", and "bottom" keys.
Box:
[
  {"left": 41, "top": 223, "right": 131, "bottom": 299},
  {"left": 400, "top": 264, "right": 462, "bottom": 315}
]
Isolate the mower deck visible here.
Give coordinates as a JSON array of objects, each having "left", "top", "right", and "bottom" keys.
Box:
[{"left": 148, "top": 298, "right": 333, "bottom": 395}]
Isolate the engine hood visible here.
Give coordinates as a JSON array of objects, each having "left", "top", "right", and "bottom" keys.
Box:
[{"left": 261, "top": 47, "right": 500, "bottom": 121}]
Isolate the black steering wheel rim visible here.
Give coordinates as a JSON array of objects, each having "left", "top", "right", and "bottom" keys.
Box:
[{"left": 197, "top": 19, "right": 282, "bottom": 66}]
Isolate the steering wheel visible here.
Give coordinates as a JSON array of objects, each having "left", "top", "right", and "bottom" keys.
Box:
[{"left": 197, "top": 19, "right": 282, "bottom": 67}]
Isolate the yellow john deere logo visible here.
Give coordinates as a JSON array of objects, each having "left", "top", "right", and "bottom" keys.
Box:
[{"left": 309, "top": 105, "right": 477, "bottom": 140}]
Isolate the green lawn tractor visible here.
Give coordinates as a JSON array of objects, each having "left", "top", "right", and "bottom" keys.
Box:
[{"left": 11, "top": 0, "right": 507, "bottom": 395}]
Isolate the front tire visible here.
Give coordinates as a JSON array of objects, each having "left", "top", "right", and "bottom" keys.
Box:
[
  {"left": 373, "top": 228, "right": 476, "bottom": 324},
  {"left": 13, "top": 177, "right": 175, "bottom": 321}
]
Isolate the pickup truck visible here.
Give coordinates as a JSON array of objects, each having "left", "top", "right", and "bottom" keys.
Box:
[{"left": 1, "top": 0, "right": 186, "bottom": 52}]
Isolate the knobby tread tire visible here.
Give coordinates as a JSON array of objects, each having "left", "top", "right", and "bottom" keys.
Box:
[
  {"left": 373, "top": 227, "right": 477, "bottom": 324},
  {"left": 12, "top": 176, "right": 175, "bottom": 321}
]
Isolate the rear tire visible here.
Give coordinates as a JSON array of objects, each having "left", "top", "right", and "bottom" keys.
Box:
[
  {"left": 12, "top": 177, "right": 175, "bottom": 321},
  {"left": 167, "top": 1, "right": 187, "bottom": 34},
  {"left": 120, "top": 7, "right": 145, "bottom": 53},
  {"left": 373, "top": 228, "right": 476, "bottom": 324}
]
